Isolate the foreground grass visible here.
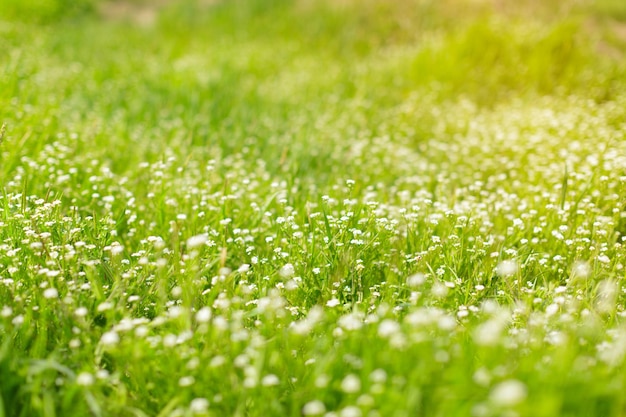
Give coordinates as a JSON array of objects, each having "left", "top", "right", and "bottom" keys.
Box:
[{"left": 1, "top": 0, "right": 626, "bottom": 416}]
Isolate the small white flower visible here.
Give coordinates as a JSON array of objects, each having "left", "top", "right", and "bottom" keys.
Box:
[
  {"left": 110, "top": 245, "right": 123, "bottom": 256},
  {"left": 496, "top": 260, "right": 518, "bottom": 277},
  {"left": 597, "top": 279, "right": 618, "bottom": 313},
  {"left": 302, "top": 400, "right": 326, "bottom": 415},
  {"left": 261, "top": 374, "right": 280, "bottom": 386},
  {"left": 96, "top": 370, "right": 109, "bottom": 379},
  {"left": 571, "top": 261, "right": 591, "bottom": 279},
  {"left": 406, "top": 273, "right": 426, "bottom": 288},
  {"left": 187, "top": 234, "right": 208, "bottom": 249},
  {"left": 76, "top": 372, "right": 94, "bottom": 386},
  {"left": 341, "top": 374, "right": 361, "bottom": 393},
  {"left": 43, "top": 288, "right": 59, "bottom": 299},
  {"left": 210, "top": 355, "right": 226, "bottom": 367},
  {"left": 179, "top": 376, "right": 195, "bottom": 387},
  {"left": 189, "top": 397, "right": 209, "bottom": 414},
  {"left": 378, "top": 319, "right": 401, "bottom": 338},
  {"left": 1, "top": 306, "right": 13, "bottom": 317},
  {"left": 326, "top": 298, "right": 340, "bottom": 307},
  {"left": 100, "top": 331, "right": 120, "bottom": 346},
  {"left": 339, "top": 406, "right": 362, "bottom": 417},
  {"left": 97, "top": 302, "right": 113, "bottom": 312},
  {"left": 431, "top": 282, "right": 448, "bottom": 298},
  {"left": 195, "top": 307, "right": 212, "bottom": 323},
  {"left": 279, "top": 263, "right": 295, "bottom": 278},
  {"left": 369, "top": 368, "right": 387, "bottom": 383},
  {"left": 489, "top": 379, "right": 527, "bottom": 406}
]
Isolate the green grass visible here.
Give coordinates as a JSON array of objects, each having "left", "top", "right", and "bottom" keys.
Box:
[{"left": 1, "top": 0, "right": 626, "bottom": 416}]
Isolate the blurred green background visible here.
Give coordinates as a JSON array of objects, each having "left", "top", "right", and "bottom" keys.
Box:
[{"left": 1, "top": 0, "right": 626, "bottom": 184}]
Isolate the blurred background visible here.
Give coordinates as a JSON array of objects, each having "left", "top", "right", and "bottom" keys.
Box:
[{"left": 1, "top": 0, "right": 625, "bottom": 182}]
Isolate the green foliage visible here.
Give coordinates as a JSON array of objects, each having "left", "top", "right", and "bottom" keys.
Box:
[
  {"left": 1, "top": 0, "right": 626, "bottom": 416},
  {"left": 0, "top": 0, "right": 96, "bottom": 23}
]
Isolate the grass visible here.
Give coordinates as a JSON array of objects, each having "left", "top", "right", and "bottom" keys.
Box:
[{"left": 1, "top": 0, "right": 626, "bottom": 416}]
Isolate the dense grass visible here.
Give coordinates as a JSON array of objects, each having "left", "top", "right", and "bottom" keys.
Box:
[{"left": 1, "top": 0, "right": 626, "bottom": 416}]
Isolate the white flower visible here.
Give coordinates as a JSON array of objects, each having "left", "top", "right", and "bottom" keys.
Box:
[
  {"left": 261, "top": 374, "right": 280, "bottom": 386},
  {"left": 43, "top": 288, "right": 59, "bottom": 299},
  {"left": 489, "top": 379, "right": 527, "bottom": 406},
  {"left": 369, "top": 369, "right": 387, "bottom": 383},
  {"left": 496, "top": 260, "right": 518, "bottom": 277},
  {"left": 195, "top": 307, "right": 212, "bottom": 323},
  {"left": 406, "top": 273, "right": 426, "bottom": 288},
  {"left": 76, "top": 372, "right": 94, "bottom": 386},
  {"left": 339, "top": 406, "right": 362, "bottom": 417},
  {"left": 326, "top": 298, "right": 341, "bottom": 307},
  {"left": 302, "top": 400, "right": 326, "bottom": 415},
  {"left": 100, "top": 331, "right": 120, "bottom": 346},
  {"left": 431, "top": 282, "right": 448, "bottom": 298},
  {"left": 110, "top": 245, "right": 123, "bottom": 256},
  {"left": 378, "top": 319, "right": 401, "bottom": 338},
  {"left": 187, "top": 234, "right": 208, "bottom": 249},
  {"left": 338, "top": 313, "right": 363, "bottom": 331},
  {"left": 1, "top": 306, "right": 13, "bottom": 317},
  {"left": 571, "top": 261, "right": 591, "bottom": 279},
  {"left": 178, "top": 376, "right": 195, "bottom": 387},
  {"left": 189, "top": 397, "right": 209, "bottom": 414},
  {"left": 341, "top": 374, "right": 361, "bottom": 393},
  {"left": 597, "top": 279, "right": 618, "bottom": 313},
  {"left": 279, "top": 263, "right": 295, "bottom": 278}
]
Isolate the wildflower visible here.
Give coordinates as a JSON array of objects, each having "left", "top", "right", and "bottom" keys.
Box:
[
  {"left": 496, "top": 260, "right": 518, "bottom": 277},
  {"left": 43, "top": 288, "right": 59, "bottom": 299},
  {"left": 340, "top": 406, "right": 362, "bottom": 417},
  {"left": 261, "top": 374, "right": 280, "bottom": 386},
  {"left": 406, "top": 273, "right": 426, "bottom": 288},
  {"left": 489, "top": 380, "right": 527, "bottom": 406},
  {"left": 179, "top": 376, "right": 195, "bottom": 387},
  {"left": 369, "top": 369, "right": 387, "bottom": 383},
  {"left": 571, "top": 261, "right": 591, "bottom": 279},
  {"left": 431, "top": 282, "right": 448, "bottom": 298},
  {"left": 110, "top": 244, "right": 123, "bottom": 256},
  {"left": 596, "top": 279, "right": 618, "bottom": 313},
  {"left": 187, "top": 234, "right": 208, "bottom": 249},
  {"left": 279, "top": 263, "right": 295, "bottom": 278},
  {"left": 378, "top": 319, "right": 401, "bottom": 338},
  {"left": 76, "top": 372, "right": 94, "bottom": 387},
  {"left": 1, "top": 306, "right": 12, "bottom": 317},
  {"left": 195, "top": 307, "right": 212, "bottom": 323},
  {"left": 302, "top": 400, "right": 326, "bottom": 415},
  {"left": 341, "top": 374, "right": 361, "bottom": 393},
  {"left": 326, "top": 298, "right": 341, "bottom": 307},
  {"left": 100, "top": 331, "right": 120, "bottom": 346},
  {"left": 189, "top": 398, "right": 209, "bottom": 414},
  {"left": 338, "top": 313, "right": 363, "bottom": 331}
]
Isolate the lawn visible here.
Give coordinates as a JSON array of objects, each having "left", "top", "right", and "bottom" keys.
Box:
[{"left": 1, "top": 0, "right": 626, "bottom": 416}]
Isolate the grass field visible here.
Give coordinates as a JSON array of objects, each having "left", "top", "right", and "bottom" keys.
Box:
[{"left": 2, "top": 0, "right": 626, "bottom": 416}]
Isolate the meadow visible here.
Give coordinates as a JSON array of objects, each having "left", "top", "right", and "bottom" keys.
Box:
[{"left": 1, "top": 0, "right": 626, "bottom": 415}]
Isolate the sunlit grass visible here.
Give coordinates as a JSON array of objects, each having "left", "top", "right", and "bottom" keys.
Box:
[{"left": 1, "top": 0, "right": 626, "bottom": 416}]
